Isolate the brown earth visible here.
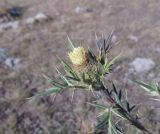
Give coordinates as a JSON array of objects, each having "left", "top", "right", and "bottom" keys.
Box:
[{"left": 0, "top": 0, "right": 160, "bottom": 134}]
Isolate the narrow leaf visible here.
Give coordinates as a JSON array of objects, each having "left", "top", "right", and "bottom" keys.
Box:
[
  {"left": 126, "top": 101, "right": 130, "bottom": 112},
  {"left": 67, "top": 36, "right": 74, "bottom": 50},
  {"left": 87, "top": 102, "right": 106, "bottom": 110},
  {"left": 129, "top": 105, "right": 136, "bottom": 112},
  {"left": 43, "top": 75, "right": 66, "bottom": 88},
  {"left": 104, "top": 54, "right": 120, "bottom": 72},
  {"left": 118, "top": 90, "right": 122, "bottom": 101},
  {"left": 31, "top": 87, "right": 61, "bottom": 99},
  {"left": 112, "top": 83, "right": 118, "bottom": 94}
]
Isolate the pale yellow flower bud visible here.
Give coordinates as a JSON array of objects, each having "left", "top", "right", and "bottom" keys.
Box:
[{"left": 68, "top": 47, "right": 88, "bottom": 66}]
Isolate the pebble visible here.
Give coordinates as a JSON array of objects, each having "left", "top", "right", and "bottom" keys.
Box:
[
  {"left": 26, "top": 17, "right": 34, "bottom": 24},
  {"left": 0, "top": 21, "right": 19, "bottom": 31},
  {"left": 0, "top": 12, "right": 49, "bottom": 32},
  {"left": 128, "top": 35, "right": 138, "bottom": 42},
  {"left": 34, "top": 13, "right": 47, "bottom": 20},
  {"left": 5, "top": 57, "right": 20, "bottom": 69},
  {"left": 25, "top": 12, "right": 48, "bottom": 24},
  {"left": 75, "top": 6, "right": 92, "bottom": 13},
  {"left": 130, "top": 57, "right": 155, "bottom": 73}
]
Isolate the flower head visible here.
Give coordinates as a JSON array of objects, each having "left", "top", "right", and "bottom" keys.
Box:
[{"left": 68, "top": 47, "right": 88, "bottom": 66}]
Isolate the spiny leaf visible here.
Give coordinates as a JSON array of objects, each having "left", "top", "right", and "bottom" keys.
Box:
[
  {"left": 112, "top": 83, "right": 118, "bottom": 95},
  {"left": 31, "top": 87, "right": 61, "bottom": 99},
  {"left": 60, "top": 59, "right": 79, "bottom": 80},
  {"left": 43, "top": 75, "right": 67, "bottom": 88},
  {"left": 67, "top": 36, "right": 75, "bottom": 50},
  {"left": 95, "top": 112, "right": 109, "bottom": 131},
  {"left": 113, "top": 93, "right": 121, "bottom": 105},
  {"left": 105, "top": 31, "right": 114, "bottom": 52},
  {"left": 109, "top": 90, "right": 113, "bottom": 96},
  {"left": 82, "top": 73, "right": 92, "bottom": 84},
  {"left": 88, "top": 49, "right": 97, "bottom": 62},
  {"left": 82, "top": 73, "right": 86, "bottom": 82},
  {"left": 133, "top": 80, "right": 155, "bottom": 92},
  {"left": 55, "top": 67, "right": 72, "bottom": 86},
  {"left": 65, "top": 76, "right": 80, "bottom": 82},
  {"left": 104, "top": 54, "right": 120, "bottom": 73},
  {"left": 126, "top": 101, "right": 130, "bottom": 112},
  {"left": 98, "top": 109, "right": 109, "bottom": 117},
  {"left": 87, "top": 102, "right": 106, "bottom": 110},
  {"left": 118, "top": 90, "right": 122, "bottom": 101},
  {"left": 108, "top": 111, "right": 123, "bottom": 134},
  {"left": 108, "top": 111, "right": 113, "bottom": 134},
  {"left": 129, "top": 105, "right": 136, "bottom": 112},
  {"left": 114, "top": 126, "right": 123, "bottom": 134},
  {"left": 157, "top": 86, "right": 160, "bottom": 94},
  {"left": 111, "top": 110, "right": 126, "bottom": 120},
  {"left": 133, "top": 80, "right": 160, "bottom": 100}
]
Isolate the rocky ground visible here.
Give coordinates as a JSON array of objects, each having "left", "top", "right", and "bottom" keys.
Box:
[{"left": 0, "top": 0, "right": 160, "bottom": 133}]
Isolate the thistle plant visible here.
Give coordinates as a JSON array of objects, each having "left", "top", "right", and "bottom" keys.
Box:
[{"left": 32, "top": 33, "right": 151, "bottom": 134}]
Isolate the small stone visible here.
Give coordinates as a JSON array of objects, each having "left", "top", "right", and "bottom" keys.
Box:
[
  {"left": 75, "top": 6, "right": 92, "bottom": 13},
  {"left": 0, "top": 21, "right": 19, "bottom": 31},
  {"left": 130, "top": 58, "right": 155, "bottom": 73},
  {"left": 75, "top": 6, "right": 85, "bottom": 13},
  {"left": 5, "top": 57, "right": 20, "bottom": 69},
  {"left": 128, "top": 35, "right": 138, "bottom": 42},
  {"left": 25, "top": 13, "right": 48, "bottom": 24},
  {"left": 34, "top": 13, "right": 47, "bottom": 21},
  {"left": 26, "top": 17, "right": 35, "bottom": 24}
]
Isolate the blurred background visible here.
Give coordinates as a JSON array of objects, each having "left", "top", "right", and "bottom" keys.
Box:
[{"left": 0, "top": 0, "right": 160, "bottom": 133}]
